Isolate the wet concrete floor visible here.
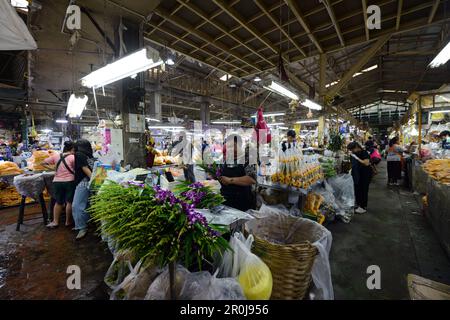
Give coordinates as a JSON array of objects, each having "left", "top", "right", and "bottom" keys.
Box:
[
  {"left": 0, "top": 205, "right": 111, "bottom": 299},
  {"left": 328, "top": 160, "right": 450, "bottom": 299}
]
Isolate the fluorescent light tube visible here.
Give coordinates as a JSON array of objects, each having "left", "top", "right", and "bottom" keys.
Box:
[
  {"left": 361, "top": 64, "right": 378, "bottom": 72},
  {"left": 81, "top": 48, "right": 163, "bottom": 89},
  {"left": 254, "top": 76, "right": 262, "bottom": 82},
  {"left": 301, "top": 99, "right": 322, "bottom": 110},
  {"left": 352, "top": 72, "right": 363, "bottom": 78},
  {"left": 325, "top": 80, "right": 339, "bottom": 88},
  {"left": 267, "top": 122, "right": 285, "bottom": 126},
  {"left": 429, "top": 42, "right": 450, "bottom": 68},
  {"left": 296, "top": 119, "right": 319, "bottom": 124},
  {"left": 211, "top": 120, "right": 241, "bottom": 124},
  {"left": 251, "top": 111, "right": 285, "bottom": 118},
  {"left": 165, "top": 58, "right": 175, "bottom": 65},
  {"left": 429, "top": 109, "right": 450, "bottom": 114},
  {"left": 56, "top": 119, "right": 68, "bottom": 124},
  {"left": 148, "top": 125, "right": 185, "bottom": 129},
  {"left": 66, "top": 94, "right": 88, "bottom": 118},
  {"left": 41, "top": 129, "right": 52, "bottom": 133},
  {"left": 264, "top": 81, "right": 298, "bottom": 100},
  {"left": 279, "top": 126, "right": 289, "bottom": 130},
  {"left": 146, "top": 118, "right": 161, "bottom": 122}
]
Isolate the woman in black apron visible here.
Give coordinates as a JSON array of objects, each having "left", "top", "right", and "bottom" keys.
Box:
[{"left": 219, "top": 136, "right": 256, "bottom": 212}]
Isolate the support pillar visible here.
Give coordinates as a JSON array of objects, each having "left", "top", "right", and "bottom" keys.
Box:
[
  {"left": 119, "top": 19, "right": 147, "bottom": 168},
  {"left": 200, "top": 102, "right": 210, "bottom": 125},
  {"left": 148, "top": 87, "right": 162, "bottom": 121},
  {"left": 318, "top": 53, "right": 327, "bottom": 147}
]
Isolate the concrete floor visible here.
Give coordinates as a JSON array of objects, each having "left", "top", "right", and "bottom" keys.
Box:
[
  {"left": 0, "top": 161, "right": 449, "bottom": 299},
  {"left": 328, "top": 160, "right": 450, "bottom": 299},
  {"left": 0, "top": 206, "right": 111, "bottom": 299}
]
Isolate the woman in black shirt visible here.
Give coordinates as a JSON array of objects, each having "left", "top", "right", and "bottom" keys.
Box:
[
  {"left": 72, "top": 139, "right": 94, "bottom": 240},
  {"left": 347, "top": 142, "right": 372, "bottom": 214}
]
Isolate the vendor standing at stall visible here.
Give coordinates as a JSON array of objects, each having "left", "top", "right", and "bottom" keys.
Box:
[
  {"left": 281, "top": 129, "right": 297, "bottom": 152},
  {"left": 218, "top": 135, "right": 256, "bottom": 212}
]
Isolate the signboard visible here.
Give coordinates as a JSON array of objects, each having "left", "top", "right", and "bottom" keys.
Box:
[{"left": 128, "top": 114, "right": 145, "bottom": 133}]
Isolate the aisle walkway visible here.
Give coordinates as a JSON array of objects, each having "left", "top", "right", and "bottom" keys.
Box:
[{"left": 328, "top": 160, "right": 450, "bottom": 299}]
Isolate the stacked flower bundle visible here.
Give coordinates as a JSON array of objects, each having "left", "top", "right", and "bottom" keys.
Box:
[
  {"left": 89, "top": 181, "right": 228, "bottom": 269},
  {"left": 271, "top": 148, "right": 323, "bottom": 189}
]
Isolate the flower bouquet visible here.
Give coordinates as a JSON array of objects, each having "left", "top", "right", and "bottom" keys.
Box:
[
  {"left": 174, "top": 181, "right": 225, "bottom": 209},
  {"left": 198, "top": 162, "right": 222, "bottom": 180},
  {"left": 89, "top": 182, "right": 229, "bottom": 270}
]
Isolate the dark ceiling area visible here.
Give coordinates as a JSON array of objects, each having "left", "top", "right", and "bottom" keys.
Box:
[{"left": 0, "top": 0, "right": 449, "bottom": 125}]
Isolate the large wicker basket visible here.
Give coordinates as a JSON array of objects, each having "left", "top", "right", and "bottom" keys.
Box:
[{"left": 246, "top": 215, "right": 321, "bottom": 300}]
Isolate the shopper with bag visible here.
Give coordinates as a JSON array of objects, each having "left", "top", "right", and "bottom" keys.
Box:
[
  {"left": 43, "top": 141, "right": 76, "bottom": 228},
  {"left": 347, "top": 142, "right": 372, "bottom": 214},
  {"left": 386, "top": 137, "right": 404, "bottom": 186},
  {"left": 72, "top": 139, "right": 95, "bottom": 240}
]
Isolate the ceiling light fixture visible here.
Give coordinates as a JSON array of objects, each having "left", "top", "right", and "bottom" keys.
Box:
[
  {"left": 148, "top": 125, "right": 185, "bottom": 129},
  {"left": 254, "top": 76, "right": 262, "bottom": 82},
  {"left": 263, "top": 81, "right": 298, "bottom": 100},
  {"left": 66, "top": 94, "right": 88, "bottom": 118},
  {"left": 267, "top": 122, "right": 285, "bottom": 126},
  {"left": 251, "top": 111, "right": 285, "bottom": 118},
  {"left": 81, "top": 48, "right": 163, "bottom": 89},
  {"left": 296, "top": 119, "right": 319, "bottom": 124},
  {"left": 146, "top": 118, "right": 161, "bottom": 122},
  {"left": 165, "top": 58, "right": 175, "bottom": 65},
  {"left": 301, "top": 99, "right": 322, "bottom": 110},
  {"left": 211, "top": 120, "right": 241, "bottom": 124},
  {"left": 56, "top": 119, "right": 68, "bottom": 124},
  {"left": 429, "top": 41, "right": 450, "bottom": 68},
  {"left": 361, "top": 64, "right": 378, "bottom": 72},
  {"left": 429, "top": 109, "right": 450, "bottom": 114}
]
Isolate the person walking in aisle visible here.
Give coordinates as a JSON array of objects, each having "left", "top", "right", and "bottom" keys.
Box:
[
  {"left": 386, "top": 137, "right": 404, "bottom": 186},
  {"left": 347, "top": 142, "right": 372, "bottom": 214},
  {"left": 43, "top": 141, "right": 76, "bottom": 228},
  {"left": 72, "top": 139, "right": 95, "bottom": 240}
]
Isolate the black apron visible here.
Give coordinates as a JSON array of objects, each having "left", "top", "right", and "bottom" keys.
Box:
[{"left": 220, "top": 164, "right": 253, "bottom": 212}]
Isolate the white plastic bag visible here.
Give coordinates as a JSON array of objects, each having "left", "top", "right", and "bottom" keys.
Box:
[
  {"left": 325, "top": 174, "right": 355, "bottom": 212},
  {"left": 104, "top": 250, "right": 134, "bottom": 291},
  {"left": 182, "top": 270, "right": 245, "bottom": 300},
  {"left": 310, "top": 225, "right": 334, "bottom": 300},
  {"left": 145, "top": 264, "right": 190, "bottom": 300},
  {"left": 219, "top": 233, "right": 272, "bottom": 300}
]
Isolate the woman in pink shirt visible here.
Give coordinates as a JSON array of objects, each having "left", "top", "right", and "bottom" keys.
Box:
[{"left": 43, "top": 141, "right": 76, "bottom": 228}]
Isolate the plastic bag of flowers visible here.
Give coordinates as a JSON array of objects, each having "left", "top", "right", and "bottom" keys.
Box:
[
  {"left": 89, "top": 181, "right": 230, "bottom": 296},
  {"left": 219, "top": 233, "right": 273, "bottom": 300},
  {"left": 145, "top": 266, "right": 245, "bottom": 300}
]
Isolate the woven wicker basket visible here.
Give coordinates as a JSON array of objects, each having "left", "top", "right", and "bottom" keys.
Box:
[{"left": 246, "top": 215, "right": 320, "bottom": 300}]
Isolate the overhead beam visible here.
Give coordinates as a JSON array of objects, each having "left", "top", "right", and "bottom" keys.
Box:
[
  {"left": 144, "top": 34, "right": 236, "bottom": 77},
  {"left": 176, "top": 0, "right": 275, "bottom": 67},
  {"left": 361, "top": 0, "right": 370, "bottom": 41},
  {"left": 428, "top": 0, "right": 440, "bottom": 23},
  {"left": 284, "top": 0, "right": 323, "bottom": 53},
  {"left": 326, "top": 34, "right": 391, "bottom": 97},
  {"left": 254, "top": 0, "right": 307, "bottom": 57},
  {"left": 396, "top": 0, "right": 403, "bottom": 30},
  {"left": 322, "top": 0, "right": 345, "bottom": 46},
  {"left": 211, "top": 0, "right": 281, "bottom": 57},
  {"left": 154, "top": 6, "right": 262, "bottom": 72}
]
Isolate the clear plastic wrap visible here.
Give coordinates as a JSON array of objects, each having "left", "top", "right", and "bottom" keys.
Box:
[
  {"left": 245, "top": 214, "right": 333, "bottom": 299},
  {"left": 324, "top": 174, "right": 355, "bottom": 212},
  {"left": 145, "top": 265, "right": 190, "bottom": 300},
  {"left": 104, "top": 250, "right": 135, "bottom": 291},
  {"left": 144, "top": 265, "right": 245, "bottom": 300},
  {"left": 218, "top": 233, "right": 272, "bottom": 300},
  {"left": 13, "top": 173, "right": 45, "bottom": 199},
  {"left": 110, "top": 259, "right": 162, "bottom": 300}
]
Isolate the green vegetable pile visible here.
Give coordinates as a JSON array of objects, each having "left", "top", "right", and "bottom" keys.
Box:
[
  {"left": 320, "top": 158, "right": 337, "bottom": 178},
  {"left": 89, "top": 182, "right": 229, "bottom": 270}
]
